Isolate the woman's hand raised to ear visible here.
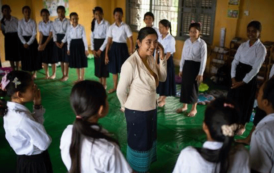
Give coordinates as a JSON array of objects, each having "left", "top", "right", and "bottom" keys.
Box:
[{"left": 33, "top": 85, "right": 42, "bottom": 106}]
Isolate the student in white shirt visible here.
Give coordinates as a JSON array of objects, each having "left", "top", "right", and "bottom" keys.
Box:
[
  {"left": 18, "top": 6, "right": 42, "bottom": 78},
  {"left": 66, "top": 12, "right": 88, "bottom": 83},
  {"left": 117, "top": 27, "right": 166, "bottom": 173},
  {"left": 38, "top": 9, "right": 57, "bottom": 79},
  {"left": 143, "top": 12, "right": 160, "bottom": 38},
  {"left": 176, "top": 22, "right": 207, "bottom": 117},
  {"left": 0, "top": 71, "right": 52, "bottom": 173},
  {"left": 105, "top": 7, "right": 134, "bottom": 94},
  {"left": 1, "top": 5, "right": 21, "bottom": 70},
  {"left": 156, "top": 19, "right": 176, "bottom": 107},
  {"left": 173, "top": 97, "right": 250, "bottom": 173},
  {"left": 52, "top": 6, "right": 70, "bottom": 81},
  {"left": 91, "top": 7, "right": 109, "bottom": 89},
  {"left": 60, "top": 80, "right": 132, "bottom": 173},
  {"left": 250, "top": 78, "right": 274, "bottom": 173},
  {"left": 227, "top": 21, "right": 266, "bottom": 135}
]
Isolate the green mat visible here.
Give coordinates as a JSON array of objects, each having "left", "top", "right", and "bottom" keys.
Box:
[{"left": 0, "top": 59, "right": 252, "bottom": 173}]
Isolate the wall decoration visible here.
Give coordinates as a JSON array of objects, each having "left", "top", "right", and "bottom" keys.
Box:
[
  {"left": 228, "top": 0, "right": 240, "bottom": 5},
  {"left": 43, "top": 0, "right": 69, "bottom": 16},
  {"left": 227, "top": 9, "right": 239, "bottom": 18}
]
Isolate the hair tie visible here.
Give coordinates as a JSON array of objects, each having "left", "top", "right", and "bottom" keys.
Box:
[
  {"left": 1, "top": 72, "right": 10, "bottom": 91},
  {"left": 221, "top": 124, "right": 238, "bottom": 137},
  {"left": 224, "top": 103, "right": 234, "bottom": 109},
  {"left": 191, "top": 20, "right": 195, "bottom": 24},
  {"left": 12, "top": 77, "right": 21, "bottom": 89},
  {"left": 76, "top": 115, "right": 82, "bottom": 119}
]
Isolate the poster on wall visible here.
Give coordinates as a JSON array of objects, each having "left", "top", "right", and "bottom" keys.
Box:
[
  {"left": 43, "top": 0, "right": 69, "bottom": 16},
  {"left": 228, "top": 0, "right": 240, "bottom": 5},
  {"left": 227, "top": 9, "right": 239, "bottom": 18}
]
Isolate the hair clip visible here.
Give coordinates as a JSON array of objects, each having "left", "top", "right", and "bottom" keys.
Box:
[
  {"left": 76, "top": 115, "right": 82, "bottom": 119},
  {"left": 221, "top": 124, "right": 238, "bottom": 137},
  {"left": 1, "top": 72, "right": 10, "bottom": 90},
  {"left": 191, "top": 20, "right": 195, "bottom": 23},
  {"left": 12, "top": 77, "right": 21, "bottom": 89},
  {"left": 224, "top": 103, "right": 234, "bottom": 109}
]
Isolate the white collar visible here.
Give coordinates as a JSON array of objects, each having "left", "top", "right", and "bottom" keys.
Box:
[
  {"left": 23, "top": 18, "right": 32, "bottom": 23},
  {"left": 256, "top": 113, "right": 274, "bottom": 128},
  {"left": 7, "top": 101, "right": 31, "bottom": 114},
  {"left": 247, "top": 39, "right": 261, "bottom": 47},
  {"left": 203, "top": 141, "right": 223, "bottom": 150},
  {"left": 115, "top": 21, "right": 124, "bottom": 27},
  {"left": 56, "top": 17, "right": 68, "bottom": 22},
  {"left": 161, "top": 33, "right": 171, "bottom": 40},
  {"left": 4, "top": 16, "right": 14, "bottom": 22},
  {"left": 97, "top": 19, "right": 105, "bottom": 25}
]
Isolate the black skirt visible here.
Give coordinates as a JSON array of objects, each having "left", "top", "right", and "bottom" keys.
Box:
[
  {"left": 53, "top": 34, "right": 69, "bottom": 63},
  {"left": 21, "top": 36, "right": 42, "bottom": 72},
  {"left": 17, "top": 150, "right": 53, "bottom": 173},
  {"left": 39, "top": 36, "right": 57, "bottom": 64},
  {"left": 125, "top": 108, "right": 157, "bottom": 173},
  {"left": 94, "top": 39, "right": 109, "bottom": 78},
  {"left": 108, "top": 42, "right": 129, "bottom": 74},
  {"left": 180, "top": 60, "right": 201, "bottom": 104},
  {"left": 157, "top": 55, "right": 176, "bottom": 96},
  {"left": 69, "top": 39, "right": 88, "bottom": 68},
  {"left": 227, "top": 62, "right": 257, "bottom": 124},
  {"left": 4, "top": 32, "right": 21, "bottom": 61}
]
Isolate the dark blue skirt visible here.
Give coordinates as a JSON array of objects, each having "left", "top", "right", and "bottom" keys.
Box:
[
  {"left": 157, "top": 55, "right": 176, "bottom": 96},
  {"left": 108, "top": 42, "right": 129, "bottom": 74},
  {"left": 21, "top": 36, "right": 42, "bottom": 72},
  {"left": 39, "top": 36, "right": 57, "bottom": 64},
  {"left": 125, "top": 108, "right": 157, "bottom": 173},
  {"left": 69, "top": 39, "right": 88, "bottom": 68},
  {"left": 53, "top": 34, "right": 69, "bottom": 63},
  {"left": 227, "top": 62, "right": 257, "bottom": 124},
  {"left": 4, "top": 32, "right": 21, "bottom": 61},
  {"left": 94, "top": 39, "right": 109, "bottom": 78}
]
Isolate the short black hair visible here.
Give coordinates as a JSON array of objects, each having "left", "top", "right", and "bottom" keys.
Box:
[
  {"left": 189, "top": 22, "right": 201, "bottom": 32},
  {"left": 113, "top": 7, "right": 123, "bottom": 15},
  {"left": 40, "top": 8, "right": 50, "bottom": 15},
  {"left": 93, "top": 6, "right": 103, "bottom": 14},
  {"left": 22, "top": 6, "right": 31, "bottom": 13},
  {"left": 262, "top": 78, "right": 274, "bottom": 109},
  {"left": 57, "top": 5, "right": 65, "bottom": 12},
  {"left": 247, "top": 21, "right": 262, "bottom": 32},
  {"left": 1, "top": 4, "right": 11, "bottom": 12},
  {"left": 70, "top": 12, "right": 78, "bottom": 18},
  {"left": 144, "top": 12, "right": 154, "bottom": 20}
]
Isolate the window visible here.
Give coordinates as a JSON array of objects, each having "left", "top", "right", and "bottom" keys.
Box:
[{"left": 127, "top": 0, "right": 216, "bottom": 44}]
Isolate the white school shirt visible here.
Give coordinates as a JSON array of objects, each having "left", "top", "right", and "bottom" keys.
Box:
[
  {"left": 17, "top": 18, "right": 37, "bottom": 45},
  {"left": 3, "top": 102, "right": 51, "bottom": 155},
  {"left": 2, "top": 16, "right": 18, "bottom": 33},
  {"left": 179, "top": 38, "right": 207, "bottom": 75},
  {"left": 250, "top": 113, "right": 274, "bottom": 173},
  {"left": 60, "top": 125, "right": 132, "bottom": 173},
  {"left": 231, "top": 39, "right": 266, "bottom": 83},
  {"left": 38, "top": 21, "right": 53, "bottom": 36},
  {"left": 152, "top": 26, "right": 161, "bottom": 38},
  {"left": 66, "top": 24, "right": 88, "bottom": 51},
  {"left": 270, "top": 64, "right": 274, "bottom": 79},
  {"left": 173, "top": 141, "right": 250, "bottom": 173},
  {"left": 158, "top": 33, "right": 176, "bottom": 54},
  {"left": 107, "top": 22, "right": 132, "bottom": 43},
  {"left": 90, "top": 19, "right": 110, "bottom": 51},
  {"left": 52, "top": 17, "right": 70, "bottom": 42}
]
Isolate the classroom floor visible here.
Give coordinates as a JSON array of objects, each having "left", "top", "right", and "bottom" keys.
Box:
[{"left": 0, "top": 59, "right": 252, "bottom": 173}]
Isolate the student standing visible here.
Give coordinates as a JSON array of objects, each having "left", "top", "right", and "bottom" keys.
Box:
[
  {"left": 66, "top": 12, "right": 88, "bottom": 83},
  {"left": 38, "top": 9, "right": 57, "bottom": 79},
  {"left": 91, "top": 7, "right": 109, "bottom": 89},
  {"left": 1, "top": 5, "right": 21, "bottom": 70},
  {"left": 228, "top": 21, "right": 266, "bottom": 135},
  {"left": 143, "top": 12, "right": 160, "bottom": 37},
  {"left": 176, "top": 22, "right": 207, "bottom": 117},
  {"left": 105, "top": 8, "right": 133, "bottom": 93},
  {"left": 157, "top": 19, "right": 176, "bottom": 107},
  {"left": 18, "top": 6, "right": 41, "bottom": 78},
  {"left": 52, "top": 6, "right": 70, "bottom": 81}
]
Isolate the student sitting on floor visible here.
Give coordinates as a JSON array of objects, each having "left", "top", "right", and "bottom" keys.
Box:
[
  {"left": 173, "top": 97, "right": 250, "bottom": 173},
  {"left": 60, "top": 80, "right": 132, "bottom": 173},
  {"left": 249, "top": 77, "right": 274, "bottom": 173},
  {"left": 0, "top": 71, "right": 52, "bottom": 173}
]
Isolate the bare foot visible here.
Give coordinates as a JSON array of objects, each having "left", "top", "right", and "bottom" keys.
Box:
[
  {"left": 60, "top": 76, "right": 65, "bottom": 81},
  {"left": 49, "top": 74, "right": 56, "bottom": 79},
  {"left": 188, "top": 109, "right": 197, "bottom": 117},
  {"left": 32, "top": 74, "right": 37, "bottom": 79},
  {"left": 61, "top": 76, "right": 69, "bottom": 82},
  {"left": 104, "top": 85, "right": 107, "bottom": 90},
  {"left": 44, "top": 76, "right": 49, "bottom": 79},
  {"left": 236, "top": 125, "right": 246, "bottom": 136},
  {"left": 158, "top": 100, "right": 165, "bottom": 107},
  {"left": 235, "top": 138, "right": 250, "bottom": 145},
  {"left": 108, "top": 88, "right": 116, "bottom": 94},
  {"left": 157, "top": 97, "right": 163, "bottom": 103},
  {"left": 176, "top": 107, "right": 188, "bottom": 113}
]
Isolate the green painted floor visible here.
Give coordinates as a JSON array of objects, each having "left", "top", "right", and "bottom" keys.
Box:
[{"left": 0, "top": 59, "right": 252, "bottom": 173}]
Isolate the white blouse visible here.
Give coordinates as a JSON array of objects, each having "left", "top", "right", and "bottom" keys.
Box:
[
  {"left": 2, "top": 16, "right": 18, "bottom": 33},
  {"left": 250, "top": 113, "right": 274, "bottom": 173},
  {"left": 17, "top": 18, "right": 37, "bottom": 45},
  {"left": 269, "top": 64, "right": 274, "bottom": 79},
  {"left": 152, "top": 26, "right": 161, "bottom": 38},
  {"left": 91, "top": 19, "right": 110, "bottom": 51},
  {"left": 158, "top": 33, "right": 176, "bottom": 54},
  {"left": 38, "top": 21, "right": 53, "bottom": 36},
  {"left": 173, "top": 141, "right": 250, "bottom": 173},
  {"left": 231, "top": 39, "right": 266, "bottom": 83},
  {"left": 60, "top": 125, "right": 132, "bottom": 173},
  {"left": 3, "top": 102, "right": 51, "bottom": 155},
  {"left": 52, "top": 17, "right": 70, "bottom": 42},
  {"left": 179, "top": 38, "right": 207, "bottom": 75},
  {"left": 117, "top": 51, "right": 167, "bottom": 111},
  {"left": 66, "top": 24, "right": 88, "bottom": 51},
  {"left": 107, "top": 22, "right": 132, "bottom": 43}
]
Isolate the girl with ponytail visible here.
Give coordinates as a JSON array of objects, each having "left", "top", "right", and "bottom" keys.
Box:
[
  {"left": 60, "top": 80, "right": 132, "bottom": 173},
  {"left": 173, "top": 97, "right": 250, "bottom": 173}
]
